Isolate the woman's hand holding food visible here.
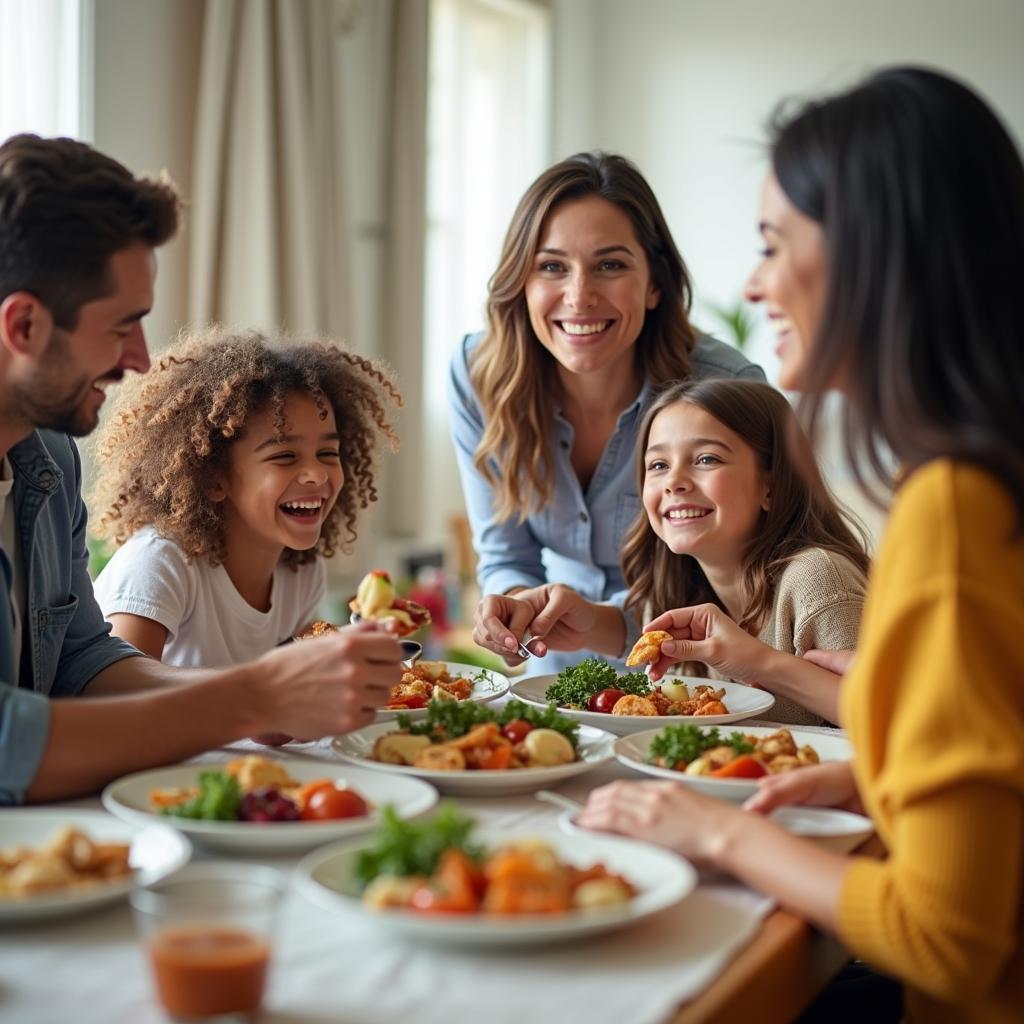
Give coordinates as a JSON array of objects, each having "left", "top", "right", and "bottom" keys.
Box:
[
  {"left": 577, "top": 779, "right": 744, "bottom": 868},
  {"left": 643, "top": 603, "right": 773, "bottom": 683},
  {"left": 473, "top": 584, "right": 625, "bottom": 666},
  {"left": 252, "top": 621, "right": 402, "bottom": 738},
  {"left": 743, "top": 760, "right": 865, "bottom": 816}
]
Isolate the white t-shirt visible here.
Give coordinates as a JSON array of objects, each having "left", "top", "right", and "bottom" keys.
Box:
[{"left": 93, "top": 526, "right": 326, "bottom": 668}]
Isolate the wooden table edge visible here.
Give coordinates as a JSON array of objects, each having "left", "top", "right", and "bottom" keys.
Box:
[{"left": 669, "top": 907, "right": 850, "bottom": 1024}]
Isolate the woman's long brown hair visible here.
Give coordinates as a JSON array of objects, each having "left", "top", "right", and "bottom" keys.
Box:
[
  {"left": 469, "top": 152, "right": 698, "bottom": 522},
  {"left": 622, "top": 379, "right": 870, "bottom": 631}
]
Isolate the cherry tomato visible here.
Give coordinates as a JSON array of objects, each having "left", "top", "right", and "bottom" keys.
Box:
[
  {"left": 301, "top": 785, "right": 368, "bottom": 821},
  {"left": 709, "top": 754, "right": 768, "bottom": 779},
  {"left": 501, "top": 719, "right": 534, "bottom": 744},
  {"left": 587, "top": 688, "right": 626, "bottom": 714}
]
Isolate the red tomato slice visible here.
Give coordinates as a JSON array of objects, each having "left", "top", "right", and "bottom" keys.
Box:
[{"left": 709, "top": 754, "right": 767, "bottom": 779}]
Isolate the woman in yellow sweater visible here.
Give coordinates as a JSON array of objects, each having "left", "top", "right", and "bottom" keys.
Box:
[{"left": 578, "top": 66, "right": 1024, "bottom": 1023}]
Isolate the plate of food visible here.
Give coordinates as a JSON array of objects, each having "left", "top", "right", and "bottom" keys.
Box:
[
  {"left": 511, "top": 656, "right": 775, "bottom": 736},
  {"left": 376, "top": 660, "right": 510, "bottom": 720},
  {"left": 613, "top": 724, "right": 852, "bottom": 801},
  {"left": 101, "top": 755, "right": 438, "bottom": 853},
  {"left": 295, "top": 804, "right": 696, "bottom": 946},
  {"left": 332, "top": 699, "right": 614, "bottom": 795},
  {"left": 0, "top": 809, "right": 191, "bottom": 923}
]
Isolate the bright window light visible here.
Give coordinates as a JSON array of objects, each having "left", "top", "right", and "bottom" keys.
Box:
[{"left": 0, "top": 0, "right": 89, "bottom": 142}]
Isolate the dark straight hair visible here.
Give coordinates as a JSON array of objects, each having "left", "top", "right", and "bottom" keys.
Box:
[{"left": 768, "top": 67, "right": 1024, "bottom": 523}]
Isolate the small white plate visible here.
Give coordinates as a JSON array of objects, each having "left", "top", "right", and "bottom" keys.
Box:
[
  {"left": 102, "top": 760, "right": 438, "bottom": 853},
  {"left": 614, "top": 725, "right": 853, "bottom": 801},
  {"left": 295, "top": 822, "right": 696, "bottom": 947},
  {"left": 0, "top": 809, "right": 191, "bottom": 923},
  {"left": 332, "top": 722, "right": 615, "bottom": 796},
  {"left": 376, "top": 662, "right": 510, "bottom": 722},
  {"left": 511, "top": 675, "right": 775, "bottom": 736},
  {"left": 768, "top": 806, "right": 873, "bottom": 853}
]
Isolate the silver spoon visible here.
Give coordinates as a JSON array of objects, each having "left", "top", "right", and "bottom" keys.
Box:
[
  {"left": 349, "top": 612, "right": 423, "bottom": 665},
  {"left": 534, "top": 789, "right": 584, "bottom": 814}
]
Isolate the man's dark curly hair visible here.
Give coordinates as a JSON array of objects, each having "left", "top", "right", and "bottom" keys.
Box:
[{"left": 88, "top": 325, "right": 402, "bottom": 567}]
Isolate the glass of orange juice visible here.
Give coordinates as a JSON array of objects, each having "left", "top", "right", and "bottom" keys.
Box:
[{"left": 131, "top": 863, "right": 286, "bottom": 1022}]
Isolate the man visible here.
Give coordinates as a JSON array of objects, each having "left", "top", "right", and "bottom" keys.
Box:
[{"left": 0, "top": 134, "right": 400, "bottom": 804}]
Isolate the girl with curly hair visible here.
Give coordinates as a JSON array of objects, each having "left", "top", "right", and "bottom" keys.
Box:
[
  {"left": 90, "top": 326, "right": 400, "bottom": 668},
  {"left": 476, "top": 378, "right": 869, "bottom": 724}
]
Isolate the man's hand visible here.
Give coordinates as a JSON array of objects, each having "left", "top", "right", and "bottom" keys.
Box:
[{"left": 250, "top": 621, "right": 402, "bottom": 738}]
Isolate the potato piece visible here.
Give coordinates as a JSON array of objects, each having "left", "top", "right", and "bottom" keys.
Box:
[
  {"left": 573, "top": 878, "right": 633, "bottom": 910},
  {"left": 413, "top": 745, "right": 466, "bottom": 771},
  {"left": 522, "top": 729, "right": 575, "bottom": 766},
  {"left": 371, "top": 732, "right": 432, "bottom": 765}
]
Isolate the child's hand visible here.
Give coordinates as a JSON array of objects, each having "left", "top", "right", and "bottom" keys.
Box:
[
  {"left": 642, "top": 603, "right": 770, "bottom": 683},
  {"left": 251, "top": 622, "right": 403, "bottom": 738}
]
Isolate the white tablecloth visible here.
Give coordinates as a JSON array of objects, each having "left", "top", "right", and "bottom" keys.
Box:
[{"left": 0, "top": 725, "right": 811, "bottom": 1024}]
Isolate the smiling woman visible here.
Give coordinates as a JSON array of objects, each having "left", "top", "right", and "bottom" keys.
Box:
[
  {"left": 87, "top": 325, "right": 401, "bottom": 670},
  {"left": 451, "top": 152, "right": 765, "bottom": 676}
]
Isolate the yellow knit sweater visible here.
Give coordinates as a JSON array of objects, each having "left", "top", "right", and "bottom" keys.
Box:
[{"left": 839, "top": 460, "right": 1024, "bottom": 1022}]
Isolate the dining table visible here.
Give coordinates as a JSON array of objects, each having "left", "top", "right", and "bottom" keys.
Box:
[{"left": 0, "top": 710, "right": 855, "bottom": 1024}]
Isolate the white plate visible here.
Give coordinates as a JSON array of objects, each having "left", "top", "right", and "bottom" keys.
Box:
[
  {"left": 511, "top": 675, "right": 775, "bottom": 735},
  {"left": 101, "top": 760, "right": 438, "bottom": 853},
  {"left": 331, "top": 722, "right": 615, "bottom": 796},
  {"left": 376, "top": 662, "right": 510, "bottom": 722},
  {"left": 295, "top": 822, "right": 696, "bottom": 947},
  {"left": 0, "top": 809, "right": 191, "bottom": 923},
  {"left": 614, "top": 725, "right": 852, "bottom": 801},
  {"left": 769, "top": 806, "right": 873, "bottom": 853}
]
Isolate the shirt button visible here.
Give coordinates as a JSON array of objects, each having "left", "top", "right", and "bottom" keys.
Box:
[
  {"left": 38, "top": 470, "right": 54, "bottom": 487},
  {"left": 38, "top": 611, "right": 49, "bottom": 627},
  {"left": 560, "top": 441, "right": 569, "bottom": 449},
  {"left": 579, "top": 512, "right": 589, "bottom": 523}
]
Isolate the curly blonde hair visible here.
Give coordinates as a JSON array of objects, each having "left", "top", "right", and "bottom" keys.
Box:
[{"left": 88, "top": 325, "right": 401, "bottom": 567}]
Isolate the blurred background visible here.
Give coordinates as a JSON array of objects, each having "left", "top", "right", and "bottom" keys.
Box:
[{"left": 4, "top": 0, "right": 1023, "bottom": 656}]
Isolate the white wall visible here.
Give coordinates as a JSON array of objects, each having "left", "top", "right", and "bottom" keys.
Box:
[
  {"left": 551, "top": 0, "right": 1024, "bottom": 543},
  {"left": 90, "top": 0, "right": 204, "bottom": 357}
]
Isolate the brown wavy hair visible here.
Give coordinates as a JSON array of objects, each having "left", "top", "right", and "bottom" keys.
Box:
[
  {"left": 470, "top": 151, "right": 698, "bottom": 522},
  {"left": 622, "top": 379, "right": 870, "bottom": 631},
  {"left": 89, "top": 325, "right": 401, "bottom": 567}
]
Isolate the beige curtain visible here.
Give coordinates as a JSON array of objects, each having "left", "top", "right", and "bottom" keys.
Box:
[{"left": 188, "top": 0, "right": 428, "bottom": 534}]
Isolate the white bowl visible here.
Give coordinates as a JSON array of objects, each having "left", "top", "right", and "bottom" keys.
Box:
[
  {"left": 0, "top": 809, "right": 191, "bottom": 923},
  {"left": 511, "top": 675, "right": 775, "bottom": 736},
  {"left": 375, "top": 662, "right": 510, "bottom": 722},
  {"left": 613, "top": 725, "right": 852, "bottom": 802},
  {"left": 295, "top": 822, "right": 696, "bottom": 947},
  {"left": 768, "top": 806, "right": 873, "bottom": 853},
  {"left": 332, "top": 722, "right": 615, "bottom": 796},
  {"left": 102, "top": 760, "right": 437, "bottom": 853}
]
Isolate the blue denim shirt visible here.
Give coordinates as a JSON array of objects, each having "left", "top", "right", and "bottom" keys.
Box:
[
  {"left": 0, "top": 431, "right": 140, "bottom": 804},
  {"left": 448, "top": 331, "right": 766, "bottom": 675}
]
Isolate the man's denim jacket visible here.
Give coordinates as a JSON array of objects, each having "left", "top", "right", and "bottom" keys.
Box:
[{"left": 0, "top": 431, "right": 139, "bottom": 804}]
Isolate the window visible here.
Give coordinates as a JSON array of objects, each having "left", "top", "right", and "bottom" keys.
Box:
[
  {"left": 0, "top": 0, "right": 90, "bottom": 141},
  {"left": 422, "top": 0, "right": 552, "bottom": 543}
]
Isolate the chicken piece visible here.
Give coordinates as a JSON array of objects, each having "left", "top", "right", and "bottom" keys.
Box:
[
  {"left": 625, "top": 630, "right": 673, "bottom": 667},
  {"left": 372, "top": 732, "right": 432, "bottom": 765},
  {"left": 610, "top": 694, "right": 659, "bottom": 716},
  {"left": 693, "top": 701, "right": 727, "bottom": 716},
  {"left": 227, "top": 755, "right": 298, "bottom": 791}
]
